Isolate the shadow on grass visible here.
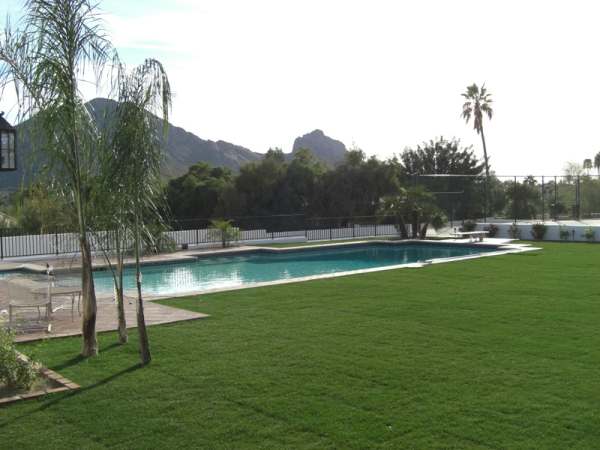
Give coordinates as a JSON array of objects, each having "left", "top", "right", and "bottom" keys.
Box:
[
  {"left": 50, "top": 342, "right": 125, "bottom": 372},
  {"left": 0, "top": 363, "right": 143, "bottom": 429}
]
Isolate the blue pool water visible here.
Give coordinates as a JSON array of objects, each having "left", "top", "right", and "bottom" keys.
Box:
[{"left": 57, "top": 242, "right": 498, "bottom": 296}]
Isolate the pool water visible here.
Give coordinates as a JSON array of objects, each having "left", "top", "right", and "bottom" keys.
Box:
[{"left": 58, "top": 243, "right": 497, "bottom": 296}]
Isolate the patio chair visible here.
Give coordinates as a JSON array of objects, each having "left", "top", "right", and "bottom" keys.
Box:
[{"left": 1, "top": 278, "right": 52, "bottom": 333}]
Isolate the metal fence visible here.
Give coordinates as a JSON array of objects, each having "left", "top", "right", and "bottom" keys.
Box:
[
  {"left": 0, "top": 215, "right": 402, "bottom": 259},
  {"left": 414, "top": 174, "right": 600, "bottom": 222}
]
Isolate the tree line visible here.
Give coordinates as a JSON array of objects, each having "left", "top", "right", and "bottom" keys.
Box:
[{"left": 166, "top": 137, "right": 486, "bottom": 225}]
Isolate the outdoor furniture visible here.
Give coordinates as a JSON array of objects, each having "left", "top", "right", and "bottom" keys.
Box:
[
  {"left": 451, "top": 230, "right": 489, "bottom": 242},
  {"left": 2, "top": 279, "right": 52, "bottom": 333},
  {"left": 32, "top": 285, "right": 82, "bottom": 320}
]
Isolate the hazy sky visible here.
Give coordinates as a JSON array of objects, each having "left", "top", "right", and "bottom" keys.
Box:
[{"left": 1, "top": 0, "right": 599, "bottom": 175}]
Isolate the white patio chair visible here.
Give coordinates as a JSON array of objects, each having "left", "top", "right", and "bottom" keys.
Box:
[{"left": 2, "top": 278, "right": 52, "bottom": 333}]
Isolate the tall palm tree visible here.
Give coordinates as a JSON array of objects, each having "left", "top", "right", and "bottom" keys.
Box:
[
  {"left": 0, "top": 0, "right": 111, "bottom": 356},
  {"left": 461, "top": 83, "right": 493, "bottom": 180}
]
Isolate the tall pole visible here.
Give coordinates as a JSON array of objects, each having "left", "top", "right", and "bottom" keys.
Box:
[
  {"left": 554, "top": 176, "right": 558, "bottom": 221},
  {"left": 541, "top": 176, "right": 545, "bottom": 221},
  {"left": 513, "top": 176, "right": 517, "bottom": 223}
]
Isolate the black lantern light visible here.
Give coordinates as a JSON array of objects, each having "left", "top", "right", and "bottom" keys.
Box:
[{"left": 0, "top": 112, "right": 16, "bottom": 171}]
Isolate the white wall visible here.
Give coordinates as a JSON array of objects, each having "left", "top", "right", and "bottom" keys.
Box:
[{"left": 475, "top": 222, "right": 598, "bottom": 242}]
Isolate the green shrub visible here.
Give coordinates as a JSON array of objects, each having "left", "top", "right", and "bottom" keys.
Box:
[
  {"left": 461, "top": 220, "right": 477, "bottom": 232},
  {"left": 583, "top": 227, "right": 595, "bottom": 242},
  {"left": 484, "top": 224, "right": 499, "bottom": 237},
  {"left": 530, "top": 223, "right": 547, "bottom": 240},
  {"left": 0, "top": 329, "right": 38, "bottom": 390},
  {"left": 508, "top": 223, "right": 521, "bottom": 239},
  {"left": 559, "top": 226, "right": 570, "bottom": 241},
  {"left": 209, "top": 219, "right": 240, "bottom": 248}
]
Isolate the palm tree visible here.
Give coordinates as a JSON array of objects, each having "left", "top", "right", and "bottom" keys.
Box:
[
  {"left": 594, "top": 152, "right": 600, "bottom": 175},
  {"left": 461, "top": 83, "right": 493, "bottom": 180},
  {"left": 107, "top": 59, "right": 171, "bottom": 365},
  {"left": 0, "top": 0, "right": 112, "bottom": 356}
]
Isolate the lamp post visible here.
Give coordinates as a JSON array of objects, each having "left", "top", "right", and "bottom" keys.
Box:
[{"left": 0, "top": 112, "right": 16, "bottom": 171}]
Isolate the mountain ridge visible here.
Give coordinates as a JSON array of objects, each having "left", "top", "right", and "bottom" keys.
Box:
[{"left": 0, "top": 98, "right": 348, "bottom": 190}]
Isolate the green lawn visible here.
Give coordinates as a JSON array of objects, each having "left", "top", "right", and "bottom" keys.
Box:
[{"left": 4, "top": 242, "right": 600, "bottom": 449}]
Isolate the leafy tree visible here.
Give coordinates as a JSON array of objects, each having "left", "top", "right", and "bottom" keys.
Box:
[
  {"left": 461, "top": 84, "right": 493, "bottom": 181},
  {"left": 378, "top": 186, "right": 447, "bottom": 239},
  {"left": 563, "top": 161, "right": 584, "bottom": 183},
  {"left": 396, "top": 137, "right": 485, "bottom": 219},
  {"left": 166, "top": 163, "right": 233, "bottom": 220},
  {"left": 316, "top": 149, "right": 400, "bottom": 219},
  {"left": 104, "top": 58, "right": 172, "bottom": 365},
  {"left": 11, "top": 183, "right": 73, "bottom": 233},
  {"left": 505, "top": 176, "right": 540, "bottom": 220},
  {"left": 0, "top": 0, "right": 113, "bottom": 356},
  {"left": 583, "top": 158, "right": 592, "bottom": 175},
  {"left": 594, "top": 152, "right": 600, "bottom": 175}
]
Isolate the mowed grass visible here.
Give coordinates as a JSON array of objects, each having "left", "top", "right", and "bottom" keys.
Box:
[{"left": 3, "top": 242, "right": 600, "bottom": 449}]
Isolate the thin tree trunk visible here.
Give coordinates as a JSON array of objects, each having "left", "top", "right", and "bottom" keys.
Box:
[
  {"left": 396, "top": 216, "right": 409, "bottom": 239},
  {"left": 419, "top": 223, "right": 429, "bottom": 239},
  {"left": 480, "top": 125, "right": 491, "bottom": 219},
  {"left": 480, "top": 126, "right": 490, "bottom": 180},
  {"left": 116, "top": 233, "right": 127, "bottom": 344},
  {"left": 134, "top": 218, "right": 151, "bottom": 365},
  {"left": 411, "top": 211, "right": 419, "bottom": 239},
  {"left": 80, "top": 235, "right": 98, "bottom": 357}
]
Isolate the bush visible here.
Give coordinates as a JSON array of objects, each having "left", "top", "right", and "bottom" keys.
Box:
[
  {"left": 0, "top": 329, "right": 38, "bottom": 390},
  {"left": 508, "top": 223, "right": 521, "bottom": 239},
  {"left": 559, "top": 226, "right": 570, "bottom": 241},
  {"left": 583, "top": 227, "right": 595, "bottom": 242},
  {"left": 461, "top": 220, "right": 477, "bottom": 232},
  {"left": 484, "top": 224, "right": 499, "bottom": 238},
  {"left": 530, "top": 223, "right": 547, "bottom": 240},
  {"left": 209, "top": 219, "right": 240, "bottom": 248}
]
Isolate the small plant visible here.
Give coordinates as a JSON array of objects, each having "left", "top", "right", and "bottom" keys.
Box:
[
  {"left": 508, "top": 223, "right": 521, "bottom": 239},
  {"left": 530, "top": 223, "right": 547, "bottom": 240},
  {"left": 559, "top": 226, "right": 570, "bottom": 241},
  {"left": 583, "top": 227, "right": 595, "bottom": 242},
  {"left": 0, "top": 328, "right": 38, "bottom": 390},
  {"left": 461, "top": 220, "right": 477, "bottom": 232},
  {"left": 209, "top": 219, "right": 240, "bottom": 248},
  {"left": 484, "top": 224, "right": 499, "bottom": 238}
]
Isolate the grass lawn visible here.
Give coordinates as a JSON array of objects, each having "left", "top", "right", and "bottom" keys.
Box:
[{"left": 3, "top": 242, "right": 600, "bottom": 449}]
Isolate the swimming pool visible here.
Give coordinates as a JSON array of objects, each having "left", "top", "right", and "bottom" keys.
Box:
[{"left": 55, "top": 242, "right": 500, "bottom": 296}]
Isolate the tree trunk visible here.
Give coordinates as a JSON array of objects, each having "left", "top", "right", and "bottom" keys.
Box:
[
  {"left": 80, "top": 235, "right": 98, "bottom": 357},
  {"left": 419, "top": 223, "right": 429, "bottom": 239},
  {"left": 116, "top": 240, "right": 128, "bottom": 344},
  {"left": 396, "top": 216, "right": 409, "bottom": 239},
  {"left": 480, "top": 126, "right": 491, "bottom": 219},
  {"left": 411, "top": 211, "right": 419, "bottom": 238},
  {"left": 480, "top": 126, "right": 490, "bottom": 180},
  {"left": 134, "top": 220, "right": 151, "bottom": 365}
]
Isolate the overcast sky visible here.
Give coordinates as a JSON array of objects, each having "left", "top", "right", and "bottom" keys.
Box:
[{"left": 1, "top": 0, "right": 599, "bottom": 175}]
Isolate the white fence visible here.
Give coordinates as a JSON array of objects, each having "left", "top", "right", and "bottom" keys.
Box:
[
  {"left": 475, "top": 222, "right": 600, "bottom": 242},
  {"left": 0, "top": 223, "right": 401, "bottom": 259}
]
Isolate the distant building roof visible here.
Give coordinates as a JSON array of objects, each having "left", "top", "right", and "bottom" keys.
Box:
[{"left": 0, "top": 113, "right": 15, "bottom": 131}]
